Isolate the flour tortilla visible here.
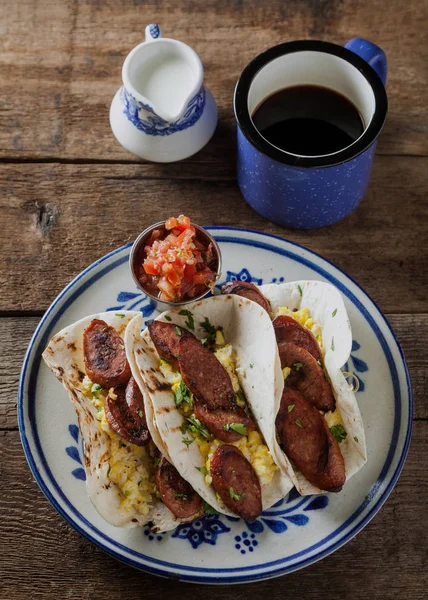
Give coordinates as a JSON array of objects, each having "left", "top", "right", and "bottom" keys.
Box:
[
  {"left": 131, "top": 295, "right": 294, "bottom": 516},
  {"left": 259, "top": 281, "right": 367, "bottom": 495},
  {"left": 42, "top": 310, "right": 198, "bottom": 531}
]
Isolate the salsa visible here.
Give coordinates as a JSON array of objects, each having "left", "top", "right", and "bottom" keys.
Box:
[{"left": 136, "top": 215, "right": 218, "bottom": 302}]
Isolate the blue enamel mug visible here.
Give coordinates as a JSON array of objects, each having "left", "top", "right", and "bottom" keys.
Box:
[{"left": 234, "top": 38, "right": 388, "bottom": 229}]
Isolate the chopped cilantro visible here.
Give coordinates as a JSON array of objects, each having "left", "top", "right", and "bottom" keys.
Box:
[
  {"left": 179, "top": 309, "right": 195, "bottom": 330},
  {"left": 185, "top": 415, "right": 210, "bottom": 439},
  {"left": 332, "top": 308, "right": 338, "bottom": 317},
  {"left": 297, "top": 284, "right": 303, "bottom": 297},
  {"left": 164, "top": 315, "right": 172, "bottom": 321},
  {"left": 200, "top": 338, "right": 208, "bottom": 346},
  {"left": 175, "top": 326, "right": 182, "bottom": 336},
  {"left": 353, "top": 436, "right": 359, "bottom": 443},
  {"left": 137, "top": 409, "right": 144, "bottom": 418},
  {"left": 175, "top": 380, "right": 192, "bottom": 407},
  {"left": 124, "top": 489, "right": 131, "bottom": 497},
  {"left": 287, "top": 404, "right": 295, "bottom": 413},
  {"left": 182, "top": 437, "right": 194, "bottom": 447},
  {"left": 249, "top": 363, "right": 254, "bottom": 369},
  {"left": 223, "top": 423, "right": 248, "bottom": 436},
  {"left": 199, "top": 317, "right": 217, "bottom": 344},
  {"left": 295, "top": 419, "right": 303, "bottom": 429},
  {"left": 115, "top": 313, "right": 125, "bottom": 318},
  {"left": 91, "top": 383, "right": 102, "bottom": 398},
  {"left": 229, "top": 487, "right": 246, "bottom": 501},
  {"left": 293, "top": 362, "right": 306, "bottom": 371},
  {"left": 237, "top": 390, "right": 246, "bottom": 404},
  {"left": 331, "top": 336, "right": 335, "bottom": 351},
  {"left": 330, "top": 424, "right": 347, "bottom": 443},
  {"left": 204, "top": 502, "right": 219, "bottom": 516},
  {"left": 175, "top": 493, "right": 188, "bottom": 500},
  {"left": 195, "top": 466, "right": 208, "bottom": 475}
]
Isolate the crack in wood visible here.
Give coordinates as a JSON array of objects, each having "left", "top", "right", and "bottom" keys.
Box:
[{"left": 34, "top": 202, "right": 58, "bottom": 237}]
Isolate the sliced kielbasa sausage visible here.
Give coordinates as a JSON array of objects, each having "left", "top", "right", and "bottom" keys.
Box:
[
  {"left": 275, "top": 387, "right": 345, "bottom": 492},
  {"left": 104, "top": 386, "right": 150, "bottom": 446},
  {"left": 83, "top": 319, "right": 131, "bottom": 388},
  {"left": 194, "top": 404, "right": 256, "bottom": 443},
  {"left": 154, "top": 457, "right": 203, "bottom": 519},
  {"left": 125, "top": 376, "right": 147, "bottom": 428},
  {"left": 273, "top": 315, "right": 322, "bottom": 361},
  {"left": 210, "top": 444, "right": 262, "bottom": 522},
  {"left": 221, "top": 281, "right": 271, "bottom": 314},
  {"left": 178, "top": 335, "right": 236, "bottom": 410},
  {"left": 148, "top": 320, "right": 194, "bottom": 368},
  {"left": 278, "top": 342, "right": 336, "bottom": 412}
]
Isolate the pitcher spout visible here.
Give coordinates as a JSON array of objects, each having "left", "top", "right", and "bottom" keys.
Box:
[
  {"left": 122, "top": 24, "right": 204, "bottom": 125},
  {"left": 110, "top": 24, "right": 217, "bottom": 162}
]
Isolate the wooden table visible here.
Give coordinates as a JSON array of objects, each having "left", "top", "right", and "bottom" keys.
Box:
[{"left": 1, "top": 0, "right": 427, "bottom": 597}]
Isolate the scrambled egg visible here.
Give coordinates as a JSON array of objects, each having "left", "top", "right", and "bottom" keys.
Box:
[
  {"left": 272, "top": 305, "right": 323, "bottom": 351},
  {"left": 82, "top": 376, "right": 156, "bottom": 515},
  {"left": 159, "top": 335, "right": 278, "bottom": 491}
]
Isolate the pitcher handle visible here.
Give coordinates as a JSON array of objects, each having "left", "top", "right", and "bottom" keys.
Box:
[
  {"left": 145, "top": 23, "right": 162, "bottom": 41},
  {"left": 345, "top": 37, "right": 387, "bottom": 86}
]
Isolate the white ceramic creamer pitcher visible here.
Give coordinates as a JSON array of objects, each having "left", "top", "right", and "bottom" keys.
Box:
[{"left": 110, "top": 24, "right": 217, "bottom": 162}]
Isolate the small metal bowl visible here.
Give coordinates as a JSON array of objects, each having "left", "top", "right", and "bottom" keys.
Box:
[{"left": 129, "top": 220, "right": 222, "bottom": 313}]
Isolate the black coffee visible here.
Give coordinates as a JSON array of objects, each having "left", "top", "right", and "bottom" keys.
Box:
[{"left": 252, "top": 85, "right": 364, "bottom": 156}]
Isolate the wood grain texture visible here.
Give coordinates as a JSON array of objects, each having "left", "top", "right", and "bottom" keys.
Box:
[
  {"left": 2, "top": 314, "right": 427, "bottom": 431},
  {"left": 0, "top": 0, "right": 427, "bottom": 161},
  {"left": 1, "top": 423, "right": 427, "bottom": 599},
  {"left": 1, "top": 156, "right": 427, "bottom": 314}
]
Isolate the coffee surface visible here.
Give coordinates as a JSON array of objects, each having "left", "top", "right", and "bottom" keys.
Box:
[{"left": 252, "top": 85, "right": 364, "bottom": 156}]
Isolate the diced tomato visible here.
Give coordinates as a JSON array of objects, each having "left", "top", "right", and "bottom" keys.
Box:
[
  {"left": 165, "top": 217, "right": 178, "bottom": 230},
  {"left": 143, "top": 260, "right": 158, "bottom": 275},
  {"left": 140, "top": 215, "right": 217, "bottom": 302},
  {"left": 177, "top": 215, "right": 191, "bottom": 230}
]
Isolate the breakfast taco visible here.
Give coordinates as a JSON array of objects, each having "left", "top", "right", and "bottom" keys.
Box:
[
  {"left": 221, "top": 280, "right": 367, "bottom": 495},
  {"left": 42, "top": 311, "right": 205, "bottom": 531},
  {"left": 130, "top": 295, "right": 293, "bottom": 523}
]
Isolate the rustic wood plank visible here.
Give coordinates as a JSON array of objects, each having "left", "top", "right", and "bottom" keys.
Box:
[
  {"left": 0, "top": 0, "right": 427, "bottom": 161},
  {"left": 0, "top": 317, "right": 40, "bottom": 429},
  {"left": 2, "top": 313, "right": 427, "bottom": 431},
  {"left": 1, "top": 423, "right": 427, "bottom": 598},
  {"left": 0, "top": 156, "right": 427, "bottom": 313}
]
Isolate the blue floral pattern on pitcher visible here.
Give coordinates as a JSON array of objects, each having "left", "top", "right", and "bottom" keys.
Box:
[{"left": 121, "top": 86, "right": 206, "bottom": 136}]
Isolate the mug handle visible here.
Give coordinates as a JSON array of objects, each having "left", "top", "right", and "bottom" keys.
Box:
[
  {"left": 145, "top": 23, "right": 162, "bottom": 41},
  {"left": 345, "top": 37, "right": 388, "bottom": 86}
]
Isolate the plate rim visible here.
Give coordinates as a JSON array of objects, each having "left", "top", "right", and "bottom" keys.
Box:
[{"left": 18, "top": 226, "right": 413, "bottom": 583}]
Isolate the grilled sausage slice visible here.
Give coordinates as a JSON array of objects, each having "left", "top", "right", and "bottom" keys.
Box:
[
  {"left": 154, "top": 457, "right": 203, "bottom": 519},
  {"left": 273, "top": 315, "right": 322, "bottom": 361},
  {"left": 148, "top": 320, "right": 193, "bottom": 369},
  {"left": 221, "top": 281, "right": 271, "bottom": 314},
  {"left": 104, "top": 386, "right": 150, "bottom": 446},
  {"left": 210, "top": 445, "right": 262, "bottom": 522},
  {"left": 178, "top": 335, "right": 236, "bottom": 410},
  {"left": 125, "top": 377, "right": 147, "bottom": 427},
  {"left": 83, "top": 319, "right": 131, "bottom": 388},
  {"left": 275, "top": 387, "right": 345, "bottom": 492},
  {"left": 278, "top": 342, "right": 335, "bottom": 412},
  {"left": 193, "top": 404, "right": 256, "bottom": 443}
]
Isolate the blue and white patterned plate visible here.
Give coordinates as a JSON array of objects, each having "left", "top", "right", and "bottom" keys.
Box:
[{"left": 18, "top": 227, "right": 412, "bottom": 583}]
